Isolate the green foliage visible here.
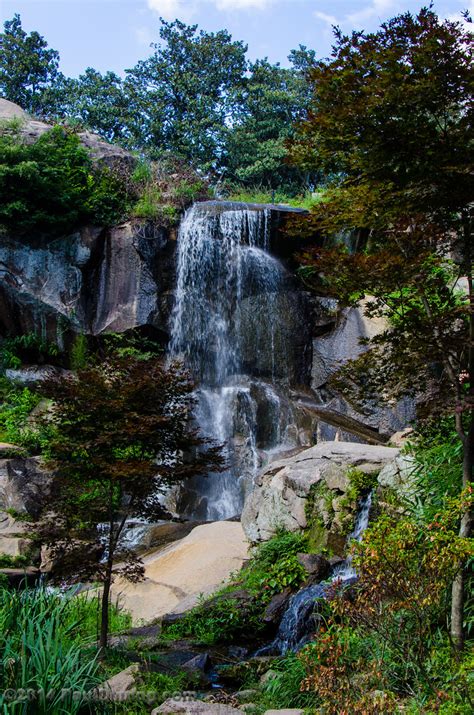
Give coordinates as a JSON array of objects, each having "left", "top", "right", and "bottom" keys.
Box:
[
  {"left": 0, "top": 587, "right": 101, "bottom": 714},
  {"left": 226, "top": 186, "right": 321, "bottom": 209},
  {"left": 69, "top": 334, "right": 89, "bottom": 370},
  {"left": 0, "top": 378, "right": 44, "bottom": 449},
  {"left": 0, "top": 554, "right": 29, "bottom": 568},
  {"left": 0, "top": 124, "right": 128, "bottom": 237},
  {"left": 0, "top": 332, "right": 60, "bottom": 370},
  {"left": 0, "top": 14, "right": 60, "bottom": 115}
]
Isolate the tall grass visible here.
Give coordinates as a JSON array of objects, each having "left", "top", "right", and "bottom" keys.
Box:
[{"left": 0, "top": 587, "right": 130, "bottom": 714}]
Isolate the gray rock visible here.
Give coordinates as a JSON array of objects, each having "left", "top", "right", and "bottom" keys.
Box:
[
  {"left": 0, "top": 456, "right": 50, "bottom": 519},
  {"left": 5, "top": 365, "right": 69, "bottom": 386},
  {"left": 296, "top": 553, "right": 330, "bottom": 582},
  {"left": 263, "top": 588, "right": 292, "bottom": 624},
  {"left": 93, "top": 664, "right": 139, "bottom": 702},
  {"left": 242, "top": 442, "right": 399, "bottom": 542},
  {"left": 377, "top": 454, "right": 417, "bottom": 497}
]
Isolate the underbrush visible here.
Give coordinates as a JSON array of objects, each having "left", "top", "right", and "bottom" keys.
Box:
[{"left": 162, "top": 530, "right": 309, "bottom": 645}]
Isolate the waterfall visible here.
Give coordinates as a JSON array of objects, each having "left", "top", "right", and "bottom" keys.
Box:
[
  {"left": 268, "top": 491, "right": 373, "bottom": 654},
  {"left": 169, "top": 202, "right": 297, "bottom": 520}
]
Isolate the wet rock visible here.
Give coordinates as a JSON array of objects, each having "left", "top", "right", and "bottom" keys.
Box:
[
  {"left": 328, "top": 555, "right": 345, "bottom": 569},
  {"left": 181, "top": 653, "right": 212, "bottom": 686},
  {"left": 217, "top": 657, "right": 275, "bottom": 685},
  {"left": 242, "top": 442, "right": 399, "bottom": 543},
  {"left": 296, "top": 553, "right": 330, "bottom": 582},
  {"left": 263, "top": 589, "right": 292, "bottom": 624}
]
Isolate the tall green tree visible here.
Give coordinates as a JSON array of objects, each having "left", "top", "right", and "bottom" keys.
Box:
[
  {"left": 291, "top": 8, "right": 473, "bottom": 648},
  {"left": 37, "top": 355, "right": 223, "bottom": 649},
  {"left": 222, "top": 50, "right": 315, "bottom": 191},
  {"left": 57, "top": 69, "right": 130, "bottom": 143},
  {"left": 0, "top": 14, "right": 61, "bottom": 115},
  {"left": 125, "top": 19, "right": 247, "bottom": 170}
]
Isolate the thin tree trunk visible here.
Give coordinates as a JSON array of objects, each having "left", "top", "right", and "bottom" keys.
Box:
[
  {"left": 99, "top": 562, "right": 113, "bottom": 651},
  {"left": 451, "top": 211, "right": 473, "bottom": 651},
  {"left": 451, "top": 421, "right": 473, "bottom": 650}
]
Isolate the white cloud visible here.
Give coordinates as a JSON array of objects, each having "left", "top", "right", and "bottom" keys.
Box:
[
  {"left": 147, "top": 0, "right": 272, "bottom": 17},
  {"left": 347, "top": 0, "right": 397, "bottom": 26},
  {"left": 147, "top": 0, "right": 193, "bottom": 21},
  {"left": 313, "top": 10, "right": 338, "bottom": 28},
  {"left": 215, "top": 0, "right": 272, "bottom": 8},
  {"left": 447, "top": 1, "right": 474, "bottom": 30}
]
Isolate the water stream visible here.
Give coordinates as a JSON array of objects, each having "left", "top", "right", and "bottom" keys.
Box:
[{"left": 267, "top": 491, "right": 373, "bottom": 654}]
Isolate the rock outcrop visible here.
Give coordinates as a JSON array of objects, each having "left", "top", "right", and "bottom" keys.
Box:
[{"left": 241, "top": 442, "right": 399, "bottom": 544}]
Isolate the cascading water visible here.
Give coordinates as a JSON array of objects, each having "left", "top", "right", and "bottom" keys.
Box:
[
  {"left": 169, "top": 202, "right": 299, "bottom": 520},
  {"left": 267, "top": 491, "right": 373, "bottom": 654}
]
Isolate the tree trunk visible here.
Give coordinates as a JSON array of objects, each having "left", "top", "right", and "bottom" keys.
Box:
[
  {"left": 99, "top": 562, "right": 113, "bottom": 651},
  {"left": 451, "top": 423, "right": 473, "bottom": 650},
  {"left": 451, "top": 212, "right": 473, "bottom": 651}
]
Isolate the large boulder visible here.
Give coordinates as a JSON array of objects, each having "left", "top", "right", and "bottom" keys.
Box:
[
  {"left": 110, "top": 521, "right": 249, "bottom": 624},
  {"left": 241, "top": 442, "right": 399, "bottom": 543},
  {"left": 0, "top": 99, "right": 133, "bottom": 171}
]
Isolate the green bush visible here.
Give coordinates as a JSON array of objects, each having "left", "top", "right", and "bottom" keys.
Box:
[
  {"left": 0, "top": 123, "right": 128, "bottom": 237},
  {"left": 0, "top": 333, "right": 61, "bottom": 370},
  {"left": 0, "top": 378, "right": 43, "bottom": 447}
]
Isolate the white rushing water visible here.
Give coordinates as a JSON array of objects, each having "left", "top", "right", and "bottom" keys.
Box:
[{"left": 169, "top": 202, "right": 296, "bottom": 520}]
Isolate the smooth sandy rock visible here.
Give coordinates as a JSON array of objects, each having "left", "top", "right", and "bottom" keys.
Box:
[
  {"left": 93, "top": 664, "right": 139, "bottom": 702},
  {"left": 111, "top": 521, "right": 248, "bottom": 624},
  {"left": 242, "top": 442, "right": 399, "bottom": 542},
  {"left": 153, "top": 700, "right": 244, "bottom": 714},
  {"left": 0, "top": 98, "right": 28, "bottom": 120}
]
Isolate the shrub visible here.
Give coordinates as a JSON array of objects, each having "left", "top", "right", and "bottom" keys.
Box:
[
  {"left": 0, "top": 124, "right": 129, "bottom": 237},
  {"left": 0, "top": 333, "right": 61, "bottom": 370}
]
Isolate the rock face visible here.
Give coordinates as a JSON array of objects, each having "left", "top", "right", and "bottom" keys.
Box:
[
  {"left": 110, "top": 521, "right": 249, "bottom": 624},
  {"left": 241, "top": 442, "right": 399, "bottom": 544},
  {"left": 0, "top": 222, "right": 176, "bottom": 344},
  {"left": 0, "top": 456, "right": 50, "bottom": 562}
]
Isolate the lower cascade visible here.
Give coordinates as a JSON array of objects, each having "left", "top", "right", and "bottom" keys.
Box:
[
  {"left": 169, "top": 201, "right": 310, "bottom": 520},
  {"left": 269, "top": 492, "right": 373, "bottom": 654}
]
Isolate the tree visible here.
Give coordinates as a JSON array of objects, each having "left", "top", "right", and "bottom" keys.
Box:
[
  {"left": 0, "top": 14, "right": 61, "bottom": 115},
  {"left": 37, "top": 355, "right": 223, "bottom": 649},
  {"left": 222, "top": 52, "right": 314, "bottom": 191},
  {"left": 124, "top": 19, "right": 247, "bottom": 170},
  {"left": 57, "top": 69, "right": 130, "bottom": 144},
  {"left": 290, "top": 8, "right": 473, "bottom": 648}
]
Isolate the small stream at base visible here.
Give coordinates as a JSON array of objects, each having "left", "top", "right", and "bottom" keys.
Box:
[{"left": 260, "top": 492, "right": 372, "bottom": 655}]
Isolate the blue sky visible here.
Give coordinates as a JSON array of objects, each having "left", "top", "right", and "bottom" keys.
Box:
[{"left": 0, "top": 0, "right": 471, "bottom": 77}]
